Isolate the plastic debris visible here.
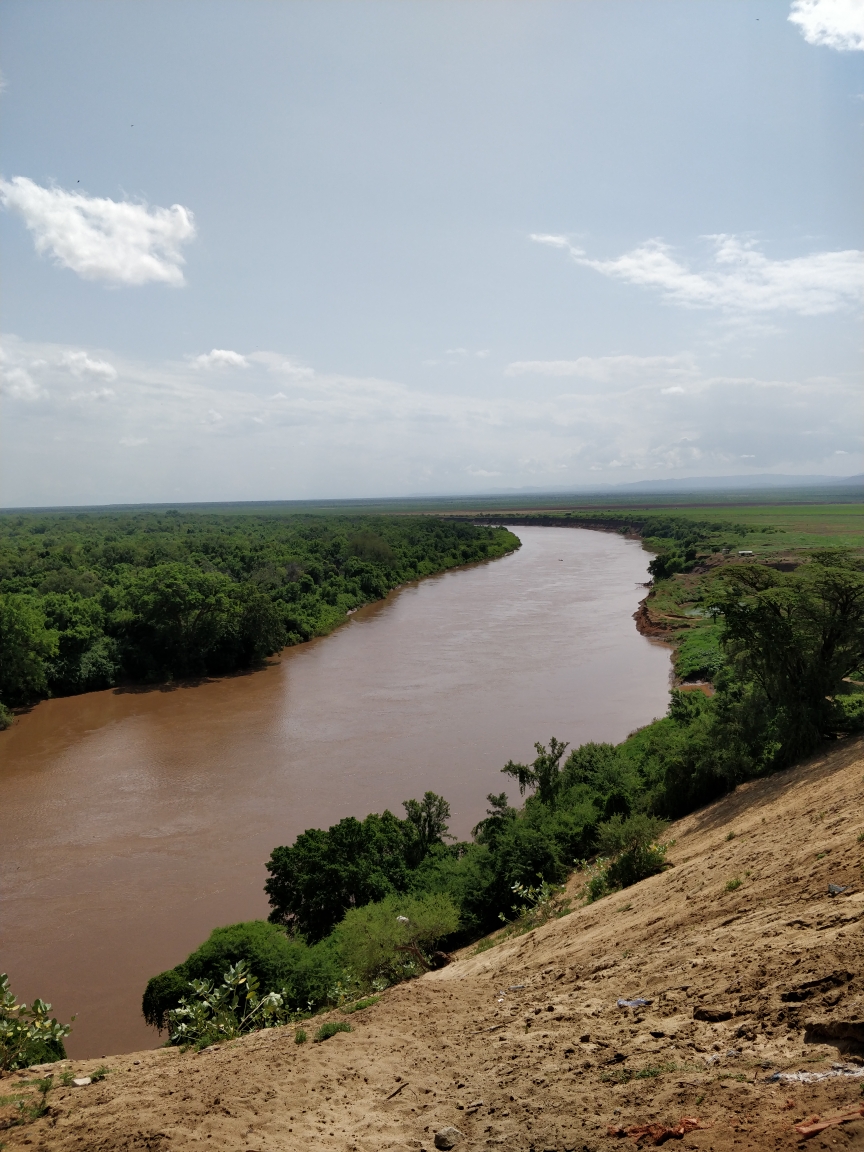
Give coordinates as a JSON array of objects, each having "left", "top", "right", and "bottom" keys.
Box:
[
  {"left": 607, "top": 1116, "right": 708, "bottom": 1145},
  {"left": 766, "top": 1063, "right": 864, "bottom": 1084},
  {"left": 726, "top": 1049, "right": 740, "bottom": 1058},
  {"left": 827, "top": 884, "right": 848, "bottom": 896},
  {"left": 795, "top": 1104, "right": 864, "bottom": 1137},
  {"left": 617, "top": 998, "right": 652, "bottom": 1008},
  {"left": 508, "top": 984, "right": 525, "bottom": 991}
]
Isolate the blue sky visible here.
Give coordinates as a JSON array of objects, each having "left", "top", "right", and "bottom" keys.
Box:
[{"left": 1, "top": 0, "right": 862, "bottom": 505}]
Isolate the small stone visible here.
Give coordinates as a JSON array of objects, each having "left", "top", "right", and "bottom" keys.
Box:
[
  {"left": 72, "top": 1077, "right": 92, "bottom": 1087},
  {"left": 434, "top": 1126, "right": 464, "bottom": 1150}
]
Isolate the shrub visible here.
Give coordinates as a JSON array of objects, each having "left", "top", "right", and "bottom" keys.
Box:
[
  {"left": 596, "top": 813, "right": 670, "bottom": 889},
  {"left": 498, "top": 878, "right": 570, "bottom": 935},
  {"left": 166, "top": 960, "right": 295, "bottom": 1048},
  {"left": 314, "top": 1021, "right": 352, "bottom": 1042},
  {"left": 142, "top": 920, "right": 341, "bottom": 1031},
  {"left": 0, "top": 974, "right": 72, "bottom": 1072},
  {"left": 334, "top": 892, "right": 459, "bottom": 985},
  {"left": 579, "top": 814, "right": 671, "bottom": 903},
  {"left": 342, "top": 996, "right": 380, "bottom": 1013}
]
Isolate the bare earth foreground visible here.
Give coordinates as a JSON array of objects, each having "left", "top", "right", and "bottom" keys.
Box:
[{"left": 4, "top": 737, "right": 864, "bottom": 1152}]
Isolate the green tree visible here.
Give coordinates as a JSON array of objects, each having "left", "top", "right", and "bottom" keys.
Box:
[
  {"left": 0, "top": 593, "right": 58, "bottom": 706},
  {"left": 265, "top": 810, "right": 415, "bottom": 941},
  {"left": 718, "top": 553, "right": 864, "bottom": 759},
  {"left": 42, "top": 592, "right": 118, "bottom": 693},
  {"left": 501, "top": 738, "right": 569, "bottom": 806},
  {"left": 402, "top": 791, "right": 452, "bottom": 865},
  {"left": 119, "top": 563, "right": 237, "bottom": 678},
  {"left": 334, "top": 893, "right": 459, "bottom": 984}
]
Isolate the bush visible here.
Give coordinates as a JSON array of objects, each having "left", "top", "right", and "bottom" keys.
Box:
[
  {"left": 674, "top": 624, "right": 725, "bottom": 682},
  {"left": 166, "top": 960, "right": 295, "bottom": 1048},
  {"left": 498, "top": 878, "right": 570, "bottom": 934},
  {"left": 314, "top": 1021, "right": 352, "bottom": 1042},
  {"left": 580, "top": 814, "right": 671, "bottom": 902},
  {"left": 0, "top": 973, "right": 72, "bottom": 1072},
  {"left": 334, "top": 893, "right": 459, "bottom": 985},
  {"left": 142, "top": 921, "right": 341, "bottom": 1031}
]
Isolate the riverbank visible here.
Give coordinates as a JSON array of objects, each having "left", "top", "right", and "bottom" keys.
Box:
[{"left": 5, "top": 734, "right": 862, "bottom": 1151}]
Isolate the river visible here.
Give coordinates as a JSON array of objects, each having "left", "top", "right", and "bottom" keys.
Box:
[{"left": 0, "top": 526, "right": 671, "bottom": 1058}]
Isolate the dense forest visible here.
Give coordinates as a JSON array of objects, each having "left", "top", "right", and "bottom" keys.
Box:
[
  {"left": 143, "top": 547, "right": 864, "bottom": 1043},
  {"left": 0, "top": 510, "right": 519, "bottom": 726}
]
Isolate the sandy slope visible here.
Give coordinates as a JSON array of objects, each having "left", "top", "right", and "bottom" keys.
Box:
[{"left": 3, "top": 736, "right": 864, "bottom": 1152}]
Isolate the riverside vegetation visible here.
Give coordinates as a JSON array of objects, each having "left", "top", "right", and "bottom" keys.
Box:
[
  {"left": 141, "top": 536, "right": 864, "bottom": 1050},
  {"left": 0, "top": 511, "right": 518, "bottom": 727},
  {"left": 3, "top": 508, "right": 862, "bottom": 1053}
]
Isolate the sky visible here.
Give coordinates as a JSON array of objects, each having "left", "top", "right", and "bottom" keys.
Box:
[{"left": 1, "top": 0, "right": 862, "bottom": 506}]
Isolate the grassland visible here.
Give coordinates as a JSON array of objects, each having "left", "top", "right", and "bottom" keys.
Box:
[{"left": 650, "top": 503, "right": 864, "bottom": 553}]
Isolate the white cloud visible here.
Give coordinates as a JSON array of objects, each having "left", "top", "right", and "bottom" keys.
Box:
[
  {"left": 505, "top": 354, "right": 696, "bottom": 382},
  {"left": 1, "top": 365, "right": 44, "bottom": 401},
  {"left": 530, "top": 233, "right": 864, "bottom": 316},
  {"left": 789, "top": 0, "right": 864, "bottom": 50},
  {"left": 61, "top": 350, "right": 117, "bottom": 381},
  {"left": 1, "top": 335, "right": 860, "bottom": 505},
  {"left": 194, "top": 349, "right": 249, "bottom": 369},
  {"left": 71, "top": 387, "right": 115, "bottom": 402},
  {"left": 0, "top": 177, "right": 195, "bottom": 285}
]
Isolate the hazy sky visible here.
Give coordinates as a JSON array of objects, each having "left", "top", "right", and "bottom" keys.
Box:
[{"left": 1, "top": 0, "right": 862, "bottom": 506}]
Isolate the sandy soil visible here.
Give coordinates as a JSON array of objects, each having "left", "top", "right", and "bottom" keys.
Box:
[{"left": 3, "top": 735, "right": 863, "bottom": 1152}]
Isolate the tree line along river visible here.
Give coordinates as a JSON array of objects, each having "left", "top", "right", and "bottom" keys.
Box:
[{"left": 0, "top": 527, "right": 671, "bottom": 1057}]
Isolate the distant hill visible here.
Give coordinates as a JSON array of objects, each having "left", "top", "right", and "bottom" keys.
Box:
[
  {"left": 612, "top": 473, "right": 864, "bottom": 493},
  {"left": 408, "top": 474, "right": 863, "bottom": 498}
]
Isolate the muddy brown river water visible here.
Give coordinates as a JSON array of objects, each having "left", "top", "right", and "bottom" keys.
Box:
[{"left": 0, "top": 527, "right": 671, "bottom": 1058}]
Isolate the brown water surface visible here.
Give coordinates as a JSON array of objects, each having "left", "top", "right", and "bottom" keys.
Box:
[{"left": 0, "top": 527, "right": 670, "bottom": 1058}]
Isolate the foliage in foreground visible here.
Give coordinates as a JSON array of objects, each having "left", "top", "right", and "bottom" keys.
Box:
[
  {"left": 166, "top": 960, "right": 296, "bottom": 1048},
  {"left": 142, "top": 920, "right": 342, "bottom": 1031},
  {"left": 0, "top": 974, "right": 72, "bottom": 1072}
]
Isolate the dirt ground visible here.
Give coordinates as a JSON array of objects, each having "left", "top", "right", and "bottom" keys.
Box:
[{"left": 3, "top": 735, "right": 864, "bottom": 1152}]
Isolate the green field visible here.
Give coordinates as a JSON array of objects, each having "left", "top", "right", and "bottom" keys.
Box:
[{"left": 634, "top": 504, "right": 864, "bottom": 554}]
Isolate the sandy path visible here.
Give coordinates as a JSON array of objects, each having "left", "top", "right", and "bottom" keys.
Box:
[{"left": 3, "top": 735, "right": 863, "bottom": 1151}]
